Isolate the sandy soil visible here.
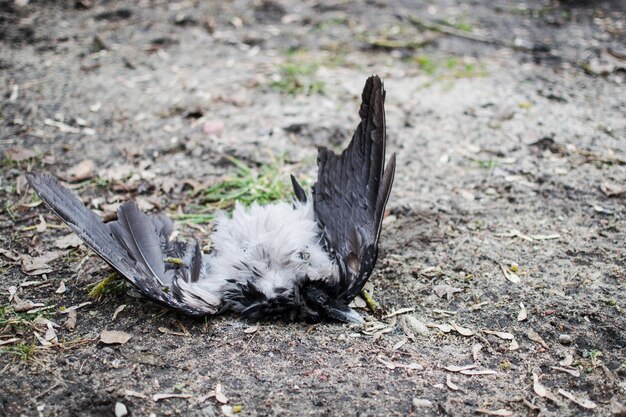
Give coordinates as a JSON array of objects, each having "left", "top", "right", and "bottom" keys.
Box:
[{"left": 1, "top": 1, "right": 625, "bottom": 416}]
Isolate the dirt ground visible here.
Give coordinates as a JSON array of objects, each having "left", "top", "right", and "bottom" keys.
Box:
[{"left": 1, "top": 0, "right": 625, "bottom": 416}]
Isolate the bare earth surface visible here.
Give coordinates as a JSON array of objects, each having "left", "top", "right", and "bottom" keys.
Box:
[{"left": 1, "top": 1, "right": 625, "bottom": 416}]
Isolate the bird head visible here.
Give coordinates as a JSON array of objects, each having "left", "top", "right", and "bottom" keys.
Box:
[{"left": 301, "top": 282, "right": 364, "bottom": 324}]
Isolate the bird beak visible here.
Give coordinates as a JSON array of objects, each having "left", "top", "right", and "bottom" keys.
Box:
[{"left": 324, "top": 304, "right": 364, "bottom": 324}]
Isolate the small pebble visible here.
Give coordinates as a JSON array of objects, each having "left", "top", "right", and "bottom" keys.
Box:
[
  {"left": 115, "top": 402, "right": 128, "bottom": 417},
  {"left": 412, "top": 398, "right": 433, "bottom": 408},
  {"left": 559, "top": 334, "right": 572, "bottom": 345}
]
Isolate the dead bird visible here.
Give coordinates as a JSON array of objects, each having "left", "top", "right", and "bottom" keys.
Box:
[{"left": 26, "top": 75, "right": 396, "bottom": 324}]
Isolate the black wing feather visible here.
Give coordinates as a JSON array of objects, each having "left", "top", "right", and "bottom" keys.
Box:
[
  {"left": 25, "top": 173, "right": 213, "bottom": 316},
  {"left": 313, "top": 75, "right": 396, "bottom": 303}
]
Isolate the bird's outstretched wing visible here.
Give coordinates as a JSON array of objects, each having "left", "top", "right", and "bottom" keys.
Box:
[
  {"left": 25, "top": 173, "right": 217, "bottom": 316},
  {"left": 312, "top": 75, "right": 396, "bottom": 303}
]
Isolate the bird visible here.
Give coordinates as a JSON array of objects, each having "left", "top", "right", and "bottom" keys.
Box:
[{"left": 25, "top": 75, "right": 396, "bottom": 324}]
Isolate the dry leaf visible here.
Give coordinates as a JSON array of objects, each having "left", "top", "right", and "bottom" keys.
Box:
[
  {"left": 44, "top": 322, "right": 58, "bottom": 343},
  {"left": 124, "top": 390, "right": 147, "bottom": 399},
  {"left": 0, "top": 249, "right": 21, "bottom": 262},
  {"left": 509, "top": 338, "right": 520, "bottom": 351},
  {"left": 412, "top": 398, "right": 433, "bottom": 408},
  {"left": 36, "top": 215, "right": 47, "bottom": 233},
  {"left": 527, "top": 329, "right": 549, "bottom": 349},
  {"left": 559, "top": 353, "right": 574, "bottom": 367},
  {"left": 530, "top": 233, "right": 560, "bottom": 240},
  {"left": 0, "top": 338, "right": 20, "bottom": 346},
  {"left": 6, "top": 147, "right": 37, "bottom": 161},
  {"left": 392, "top": 339, "right": 407, "bottom": 350},
  {"left": 34, "top": 330, "right": 52, "bottom": 346},
  {"left": 349, "top": 295, "right": 366, "bottom": 308},
  {"left": 400, "top": 315, "right": 429, "bottom": 339},
  {"left": 532, "top": 373, "right": 559, "bottom": 403},
  {"left": 112, "top": 304, "right": 126, "bottom": 321},
  {"left": 55, "top": 281, "right": 66, "bottom": 294},
  {"left": 600, "top": 181, "right": 626, "bottom": 197},
  {"left": 551, "top": 366, "right": 580, "bottom": 377},
  {"left": 472, "top": 343, "right": 483, "bottom": 362},
  {"left": 433, "top": 284, "right": 462, "bottom": 299},
  {"left": 429, "top": 323, "right": 452, "bottom": 333},
  {"left": 64, "top": 309, "right": 77, "bottom": 331},
  {"left": 444, "top": 364, "right": 476, "bottom": 373},
  {"left": 518, "top": 302, "right": 527, "bottom": 321},
  {"left": 200, "top": 384, "right": 229, "bottom": 404},
  {"left": 557, "top": 389, "right": 596, "bottom": 409},
  {"left": 153, "top": 393, "right": 192, "bottom": 401},
  {"left": 500, "top": 264, "right": 520, "bottom": 283},
  {"left": 158, "top": 327, "right": 187, "bottom": 337},
  {"left": 244, "top": 325, "right": 259, "bottom": 334},
  {"left": 54, "top": 233, "right": 83, "bottom": 249},
  {"left": 382, "top": 307, "right": 415, "bottom": 318},
  {"left": 21, "top": 251, "right": 65, "bottom": 275},
  {"left": 460, "top": 369, "right": 497, "bottom": 376},
  {"left": 100, "top": 330, "right": 132, "bottom": 344},
  {"left": 450, "top": 322, "right": 474, "bottom": 336},
  {"left": 62, "top": 301, "right": 92, "bottom": 313},
  {"left": 13, "top": 299, "right": 44, "bottom": 312},
  {"left": 475, "top": 409, "right": 513, "bottom": 416},
  {"left": 65, "top": 159, "right": 96, "bottom": 182},
  {"left": 376, "top": 356, "right": 396, "bottom": 370},
  {"left": 446, "top": 375, "right": 461, "bottom": 391},
  {"left": 483, "top": 330, "right": 514, "bottom": 340}
]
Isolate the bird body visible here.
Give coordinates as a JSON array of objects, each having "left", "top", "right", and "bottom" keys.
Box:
[{"left": 26, "top": 75, "right": 395, "bottom": 323}]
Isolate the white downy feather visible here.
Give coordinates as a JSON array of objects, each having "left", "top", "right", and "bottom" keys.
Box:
[{"left": 176, "top": 198, "right": 337, "bottom": 311}]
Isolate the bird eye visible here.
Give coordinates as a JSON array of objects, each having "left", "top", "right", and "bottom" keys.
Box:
[{"left": 298, "top": 251, "right": 310, "bottom": 261}]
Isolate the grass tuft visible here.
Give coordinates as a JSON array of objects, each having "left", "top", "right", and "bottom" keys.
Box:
[{"left": 270, "top": 62, "right": 325, "bottom": 96}]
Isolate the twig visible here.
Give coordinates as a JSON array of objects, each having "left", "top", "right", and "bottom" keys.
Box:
[
  {"left": 407, "top": 15, "right": 548, "bottom": 53},
  {"left": 88, "top": 272, "right": 119, "bottom": 299},
  {"left": 360, "top": 288, "right": 380, "bottom": 313}
]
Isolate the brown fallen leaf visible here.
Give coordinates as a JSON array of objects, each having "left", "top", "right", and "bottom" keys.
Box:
[
  {"left": 21, "top": 250, "right": 66, "bottom": 275},
  {"left": 158, "top": 327, "right": 187, "bottom": 337},
  {"left": 532, "top": 372, "right": 559, "bottom": 404},
  {"left": 475, "top": 409, "right": 513, "bottom": 416},
  {"left": 100, "top": 330, "right": 132, "bottom": 344},
  {"left": 199, "top": 383, "right": 229, "bottom": 404},
  {"left": 55, "top": 281, "right": 67, "bottom": 294},
  {"left": 450, "top": 321, "right": 474, "bottom": 336},
  {"left": 427, "top": 322, "right": 453, "bottom": 333},
  {"left": 518, "top": 302, "right": 528, "bottom": 321},
  {"left": 153, "top": 393, "right": 192, "bottom": 402},
  {"left": 244, "top": 325, "right": 259, "bottom": 334},
  {"left": 0, "top": 338, "right": 20, "bottom": 346},
  {"left": 112, "top": 304, "right": 126, "bottom": 321},
  {"left": 64, "top": 309, "right": 77, "bottom": 331},
  {"left": 471, "top": 343, "right": 483, "bottom": 362},
  {"left": 13, "top": 299, "right": 45, "bottom": 312},
  {"left": 433, "top": 284, "right": 462, "bottom": 299},
  {"left": 527, "top": 329, "right": 549, "bottom": 349},
  {"left": 500, "top": 264, "right": 520, "bottom": 283},
  {"left": 559, "top": 353, "right": 574, "bottom": 367},
  {"left": 600, "top": 181, "right": 626, "bottom": 197},
  {"left": 400, "top": 315, "right": 429, "bottom": 339},
  {"left": 0, "top": 248, "right": 21, "bottom": 262},
  {"left": 54, "top": 233, "right": 83, "bottom": 249},
  {"left": 557, "top": 389, "right": 596, "bottom": 409},
  {"left": 483, "top": 330, "right": 514, "bottom": 340},
  {"left": 460, "top": 369, "right": 497, "bottom": 376},
  {"left": 551, "top": 366, "right": 580, "bottom": 377},
  {"left": 446, "top": 375, "right": 461, "bottom": 391},
  {"left": 36, "top": 215, "right": 47, "bottom": 233},
  {"left": 64, "top": 159, "right": 96, "bottom": 182},
  {"left": 444, "top": 364, "right": 476, "bottom": 373},
  {"left": 5, "top": 147, "right": 37, "bottom": 162}
]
